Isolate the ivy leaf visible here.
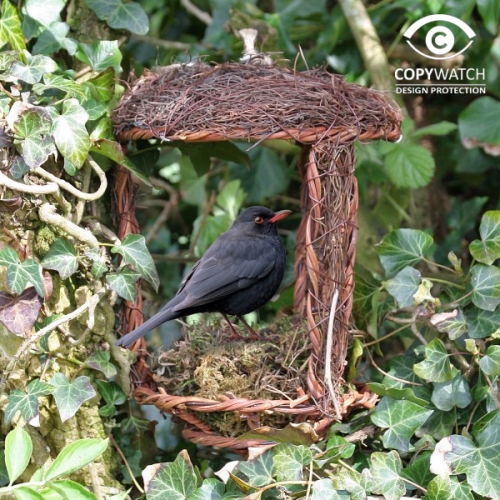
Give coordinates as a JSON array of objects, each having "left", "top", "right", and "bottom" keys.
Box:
[
  {"left": 87, "top": 0, "right": 148, "bottom": 35},
  {"left": 44, "top": 438, "right": 108, "bottom": 481},
  {"left": 10, "top": 155, "right": 30, "bottom": 179},
  {"left": 5, "top": 426, "right": 32, "bottom": 484},
  {"left": 435, "top": 418, "right": 500, "bottom": 499},
  {"left": 459, "top": 97, "right": 500, "bottom": 156},
  {"left": 310, "top": 478, "right": 343, "bottom": 500},
  {"left": 413, "top": 339, "right": 453, "bottom": 382},
  {"left": 416, "top": 410, "right": 455, "bottom": 441},
  {"left": 32, "top": 21, "right": 78, "bottom": 56},
  {"left": 381, "top": 142, "right": 435, "bottom": 189},
  {"left": 0, "top": 0, "right": 26, "bottom": 51},
  {"left": 470, "top": 264, "right": 500, "bottom": 311},
  {"left": 371, "top": 397, "right": 433, "bottom": 452},
  {"left": 383, "top": 266, "right": 421, "bottom": 307},
  {"left": 47, "top": 479, "right": 99, "bottom": 500},
  {"left": 90, "top": 139, "right": 152, "bottom": 186},
  {"left": 23, "top": 0, "right": 65, "bottom": 27},
  {"left": 238, "top": 450, "right": 275, "bottom": 487},
  {"left": 190, "top": 478, "right": 224, "bottom": 500},
  {"left": 84, "top": 248, "right": 108, "bottom": 278},
  {"left": 10, "top": 54, "right": 58, "bottom": 84},
  {"left": 95, "top": 380, "right": 126, "bottom": 417},
  {"left": 52, "top": 98, "right": 91, "bottom": 169},
  {"left": 401, "top": 453, "right": 434, "bottom": 491},
  {"left": 479, "top": 345, "right": 500, "bottom": 376},
  {"left": 121, "top": 416, "right": 150, "bottom": 433},
  {"left": 0, "top": 248, "right": 43, "bottom": 295},
  {"left": 423, "top": 474, "right": 452, "bottom": 500},
  {"left": 273, "top": 443, "right": 311, "bottom": 482},
  {"left": 430, "top": 309, "right": 468, "bottom": 340},
  {"left": 410, "top": 121, "right": 458, "bottom": 139},
  {"left": 367, "top": 382, "right": 428, "bottom": 406},
  {"left": 84, "top": 350, "right": 117, "bottom": 378},
  {"left": 11, "top": 108, "right": 56, "bottom": 169},
  {"left": 106, "top": 267, "right": 140, "bottom": 301},
  {"left": 20, "top": 259, "right": 44, "bottom": 297},
  {"left": 332, "top": 468, "right": 365, "bottom": 500},
  {"left": 376, "top": 229, "right": 434, "bottom": 277},
  {"left": 431, "top": 370, "right": 472, "bottom": 411},
  {"left": 49, "top": 373, "right": 96, "bottom": 422},
  {"left": 84, "top": 68, "right": 115, "bottom": 103},
  {"left": 42, "top": 238, "right": 78, "bottom": 280},
  {"left": 111, "top": 235, "right": 159, "bottom": 291},
  {"left": 449, "top": 477, "right": 474, "bottom": 500},
  {"left": 33, "top": 74, "right": 88, "bottom": 99},
  {"left": 143, "top": 450, "right": 197, "bottom": 500},
  {"left": 0, "top": 287, "right": 43, "bottom": 337},
  {"left": 369, "top": 451, "right": 406, "bottom": 500},
  {"left": 0, "top": 449, "right": 8, "bottom": 486},
  {"left": 75, "top": 40, "right": 122, "bottom": 73},
  {"left": 466, "top": 306, "right": 500, "bottom": 338},
  {"left": 5, "top": 378, "right": 53, "bottom": 426},
  {"left": 469, "top": 211, "right": 500, "bottom": 265}
]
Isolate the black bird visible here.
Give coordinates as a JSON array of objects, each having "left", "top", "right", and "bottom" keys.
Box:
[{"left": 116, "top": 206, "right": 291, "bottom": 348}]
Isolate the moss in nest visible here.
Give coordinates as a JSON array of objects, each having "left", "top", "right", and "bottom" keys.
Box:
[
  {"left": 193, "top": 341, "right": 278, "bottom": 399},
  {"left": 150, "top": 315, "right": 310, "bottom": 436}
]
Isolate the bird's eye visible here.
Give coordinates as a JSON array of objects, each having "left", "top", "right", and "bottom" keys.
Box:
[{"left": 254, "top": 216, "right": 264, "bottom": 225}]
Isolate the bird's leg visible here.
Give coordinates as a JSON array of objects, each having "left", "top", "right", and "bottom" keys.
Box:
[
  {"left": 221, "top": 312, "right": 243, "bottom": 340},
  {"left": 237, "top": 315, "right": 261, "bottom": 340}
]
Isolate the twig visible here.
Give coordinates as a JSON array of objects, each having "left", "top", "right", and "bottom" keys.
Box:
[
  {"left": 34, "top": 158, "right": 107, "bottom": 201},
  {"left": 189, "top": 191, "right": 216, "bottom": 254},
  {"left": 131, "top": 34, "right": 193, "bottom": 50},
  {"left": 88, "top": 463, "right": 103, "bottom": 500},
  {"left": 0, "top": 170, "right": 58, "bottom": 194},
  {"left": 325, "top": 289, "right": 341, "bottom": 419},
  {"left": 337, "top": 0, "right": 405, "bottom": 109},
  {"left": 180, "top": 0, "right": 212, "bottom": 24},
  {"left": 39, "top": 203, "right": 99, "bottom": 248},
  {"left": 74, "top": 160, "right": 93, "bottom": 224},
  {"left": 145, "top": 177, "right": 178, "bottom": 245},
  {"left": 0, "top": 288, "right": 107, "bottom": 388},
  {"left": 109, "top": 434, "right": 144, "bottom": 494},
  {"left": 344, "top": 424, "right": 377, "bottom": 443},
  {"left": 485, "top": 374, "right": 500, "bottom": 409}
]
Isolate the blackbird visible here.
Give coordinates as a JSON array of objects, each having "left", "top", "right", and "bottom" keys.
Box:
[{"left": 115, "top": 206, "right": 291, "bottom": 348}]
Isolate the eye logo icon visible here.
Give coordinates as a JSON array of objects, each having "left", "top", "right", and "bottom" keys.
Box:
[{"left": 404, "top": 14, "right": 476, "bottom": 60}]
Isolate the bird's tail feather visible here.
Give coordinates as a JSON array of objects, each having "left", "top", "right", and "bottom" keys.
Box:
[{"left": 115, "top": 306, "right": 178, "bottom": 348}]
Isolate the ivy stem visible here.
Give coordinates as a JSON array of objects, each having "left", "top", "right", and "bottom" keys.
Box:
[
  {"left": 366, "top": 349, "right": 424, "bottom": 386},
  {"left": 422, "top": 258, "right": 457, "bottom": 275},
  {"left": 443, "top": 291, "right": 473, "bottom": 310},
  {"left": 484, "top": 374, "right": 500, "bottom": 409},
  {"left": 422, "top": 277, "right": 465, "bottom": 289},
  {"left": 109, "top": 434, "right": 145, "bottom": 494},
  {"left": 363, "top": 323, "right": 410, "bottom": 347}
]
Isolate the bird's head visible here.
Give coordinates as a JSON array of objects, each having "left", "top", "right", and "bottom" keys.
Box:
[{"left": 231, "top": 206, "right": 291, "bottom": 236}]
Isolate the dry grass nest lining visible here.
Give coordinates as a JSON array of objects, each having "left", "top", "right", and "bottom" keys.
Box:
[
  {"left": 113, "top": 62, "right": 402, "bottom": 143},
  {"left": 147, "top": 315, "right": 310, "bottom": 437}
]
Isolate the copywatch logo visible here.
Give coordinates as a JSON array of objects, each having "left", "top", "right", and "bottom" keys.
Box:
[
  {"left": 395, "top": 14, "right": 485, "bottom": 95},
  {"left": 404, "top": 14, "right": 476, "bottom": 61}
]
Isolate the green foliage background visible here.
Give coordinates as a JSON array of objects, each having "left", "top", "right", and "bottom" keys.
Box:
[{"left": 0, "top": 0, "right": 500, "bottom": 499}]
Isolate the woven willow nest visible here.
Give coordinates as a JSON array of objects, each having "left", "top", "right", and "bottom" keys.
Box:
[{"left": 113, "top": 60, "right": 402, "bottom": 450}]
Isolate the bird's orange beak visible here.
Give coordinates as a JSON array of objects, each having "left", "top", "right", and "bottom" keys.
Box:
[{"left": 269, "top": 210, "right": 292, "bottom": 223}]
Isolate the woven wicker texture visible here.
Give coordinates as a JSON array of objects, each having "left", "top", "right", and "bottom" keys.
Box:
[{"left": 113, "top": 60, "right": 402, "bottom": 449}]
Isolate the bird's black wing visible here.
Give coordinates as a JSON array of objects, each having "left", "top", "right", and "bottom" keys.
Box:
[{"left": 171, "top": 234, "right": 276, "bottom": 312}]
